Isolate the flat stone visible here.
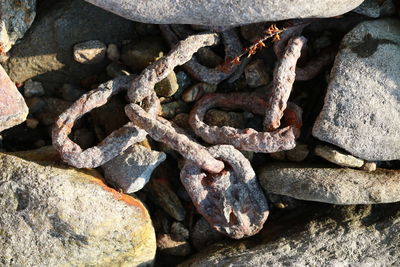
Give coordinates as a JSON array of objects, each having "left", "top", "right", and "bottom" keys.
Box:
[
  {"left": 0, "top": 64, "right": 28, "bottom": 132},
  {"left": 73, "top": 40, "right": 107, "bottom": 64},
  {"left": 0, "top": 0, "right": 36, "bottom": 55},
  {"left": 4, "top": 0, "right": 136, "bottom": 88},
  {"left": 181, "top": 204, "right": 400, "bottom": 266},
  {"left": 155, "top": 71, "right": 179, "bottom": 97},
  {"left": 84, "top": 0, "right": 364, "bottom": 27},
  {"left": 315, "top": 145, "right": 364, "bottom": 168},
  {"left": 259, "top": 162, "right": 400, "bottom": 204},
  {"left": 244, "top": 59, "right": 269, "bottom": 88},
  {"left": 102, "top": 144, "right": 166, "bottom": 193},
  {"left": 0, "top": 150, "right": 156, "bottom": 266},
  {"left": 312, "top": 19, "right": 400, "bottom": 161},
  {"left": 24, "top": 79, "right": 45, "bottom": 98}
]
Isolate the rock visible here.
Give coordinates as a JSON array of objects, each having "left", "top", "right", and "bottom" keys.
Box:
[
  {"left": 352, "top": 0, "right": 396, "bottom": 18},
  {"left": 259, "top": 162, "right": 400, "bottom": 204},
  {"left": 84, "top": 0, "right": 364, "bottom": 27},
  {"left": 240, "top": 22, "right": 269, "bottom": 42},
  {"left": 0, "top": 150, "right": 156, "bottom": 266},
  {"left": 155, "top": 71, "right": 179, "bottom": 97},
  {"left": 161, "top": 100, "right": 189, "bottom": 119},
  {"left": 204, "top": 109, "right": 246, "bottom": 129},
  {"left": 4, "top": 0, "right": 136, "bottom": 88},
  {"left": 171, "top": 222, "right": 190, "bottom": 240},
  {"left": 182, "top": 83, "right": 217, "bottom": 102},
  {"left": 312, "top": 19, "right": 400, "bottom": 161},
  {"left": 73, "top": 40, "right": 107, "bottom": 64},
  {"left": 157, "top": 233, "right": 192, "bottom": 257},
  {"left": 315, "top": 145, "right": 364, "bottom": 168},
  {"left": 120, "top": 36, "right": 166, "bottom": 72},
  {"left": 191, "top": 218, "right": 225, "bottom": 251},
  {"left": 0, "top": 64, "right": 28, "bottom": 132},
  {"left": 144, "top": 166, "right": 186, "bottom": 221},
  {"left": 23, "top": 79, "right": 45, "bottom": 98},
  {"left": 362, "top": 161, "right": 377, "bottom": 171},
  {"left": 0, "top": 0, "right": 36, "bottom": 55},
  {"left": 25, "top": 118, "right": 39, "bottom": 129},
  {"left": 35, "top": 97, "right": 72, "bottom": 126},
  {"left": 25, "top": 96, "right": 46, "bottom": 114},
  {"left": 106, "top": 43, "right": 120, "bottom": 61},
  {"left": 182, "top": 204, "right": 400, "bottom": 266},
  {"left": 102, "top": 144, "right": 166, "bottom": 193},
  {"left": 195, "top": 47, "right": 224, "bottom": 68},
  {"left": 175, "top": 71, "right": 192, "bottom": 98},
  {"left": 286, "top": 142, "right": 309, "bottom": 162},
  {"left": 244, "top": 59, "right": 269, "bottom": 88}
]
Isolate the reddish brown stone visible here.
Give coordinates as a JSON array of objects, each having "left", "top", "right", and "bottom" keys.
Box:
[{"left": 0, "top": 65, "right": 28, "bottom": 132}]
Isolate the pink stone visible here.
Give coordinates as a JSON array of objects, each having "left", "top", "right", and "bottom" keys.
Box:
[{"left": 0, "top": 65, "right": 28, "bottom": 132}]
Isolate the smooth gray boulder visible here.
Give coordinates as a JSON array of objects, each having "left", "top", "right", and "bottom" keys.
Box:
[
  {"left": 0, "top": 149, "right": 156, "bottom": 266},
  {"left": 181, "top": 204, "right": 400, "bottom": 266},
  {"left": 312, "top": 19, "right": 400, "bottom": 161},
  {"left": 84, "top": 0, "right": 365, "bottom": 27},
  {"left": 259, "top": 162, "right": 400, "bottom": 204},
  {"left": 0, "top": 0, "right": 36, "bottom": 56},
  {"left": 102, "top": 144, "right": 166, "bottom": 193}
]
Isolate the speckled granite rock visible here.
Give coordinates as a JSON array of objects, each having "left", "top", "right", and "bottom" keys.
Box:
[
  {"left": 0, "top": 150, "right": 156, "bottom": 266},
  {"left": 0, "top": 0, "right": 36, "bottom": 56},
  {"left": 0, "top": 64, "right": 28, "bottom": 132},
  {"left": 312, "top": 19, "right": 400, "bottom": 161},
  {"left": 84, "top": 0, "right": 364, "bottom": 26},
  {"left": 181, "top": 204, "right": 400, "bottom": 266},
  {"left": 259, "top": 162, "right": 400, "bottom": 204}
]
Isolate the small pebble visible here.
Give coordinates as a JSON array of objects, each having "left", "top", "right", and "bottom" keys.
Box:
[
  {"left": 174, "top": 71, "right": 192, "bottom": 99},
  {"left": 172, "top": 113, "right": 191, "bottom": 131},
  {"left": 106, "top": 43, "right": 120, "bottom": 62},
  {"left": 315, "top": 145, "right": 364, "bottom": 168},
  {"left": 155, "top": 71, "right": 179, "bottom": 97},
  {"left": 73, "top": 40, "right": 107, "bottom": 64},
  {"left": 244, "top": 59, "right": 270, "bottom": 88},
  {"left": 26, "top": 118, "right": 39, "bottom": 129},
  {"left": 156, "top": 233, "right": 191, "bottom": 257},
  {"left": 204, "top": 109, "right": 246, "bottom": 129},
  {"left": 25, "top": 97, "right": 46, "bottom": 114},
  {"left": 161, "top": 101, "right": 189, "bottom": 119},
  {"left": 182, "top": 82, "right": 217, "bottom": 102},
  {"left": 191, "top": 217, "right": 224, "bottom": 251},
  {"left": 196, "top": 47, "right": 224, "bottom": 68},
  {"left": 362, "top": 161, "right": 377, "bottom": 172},
  {"left": 170, "top": 222, "right": 190, "bottom": 240},
  {"left": 270, "top": 151, "right": 286, "bottom": 161},
  {"left": 24, "top": 80, "right": 45, "bottom": 98}
]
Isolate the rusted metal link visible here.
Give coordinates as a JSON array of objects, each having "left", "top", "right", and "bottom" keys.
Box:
[
  {"left": 180, "top": 144, "right": 269, "bottom": 239},
  {"left": 264, "top": 36, "right": 307, "bottom": 131},
  {"left": 189, "top": 92, "right": 300, "bottom": 153},
  {"left": 160, "top": 24, "right": 243, "bottom": 84},
  {"left": 125, "top": 103, "right": 225, "bottom": 173},
  {"left": 127, "top": 31, "right": 220, "bottom": 103},
  {"left": 52, "top": 75, "right": 160, "bottom": 168}
]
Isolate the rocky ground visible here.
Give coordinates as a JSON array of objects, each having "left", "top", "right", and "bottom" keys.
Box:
[{"left": 0, "top": 0, "right": 399, "bottom": 266}]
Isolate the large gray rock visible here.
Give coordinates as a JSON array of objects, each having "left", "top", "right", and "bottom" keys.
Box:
[
  {"left": 4, "top": 0, "right": 136, "bottom": 89},
  {"left": 0, "top": 149, "right": 156, "bottom": 266},
  {"left": 312, "top": 19, "right": 400, "bottom": 161},
  {"left": 102, "top": 144, "right": 166, "bottom": 193},
  {"left": 84, "top": 0, "right": 364, "bottom": 27},
  {"left": 0, "top": 64, "right": 28, "bottom": 132},
  {"left": 0, "top": 0, "right": 36, "bottom": 55},
  {"left": 181, "top": 204, "right": 400, "bottom": 266},
  {"left": 259, "top": 162, "right": 400, "bottom": 204}
]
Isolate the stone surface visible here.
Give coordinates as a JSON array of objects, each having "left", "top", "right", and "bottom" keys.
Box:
[
  {"left": 315, "top": 145, "right": 364, "bottom": 168},
  {"left": 84, "top": 0, "right": 364, "bottom": 27},
  {"left": 0, "top": 150, "right": 156, "bottom": 266},
  {"left": 106, "top": 43, "right": 120, "bottom": 61},
  {"left": 312, "top": 19, "right": 400, "bottom": 161},
  {"left": 352, "top": 0, "right": 396, "bottom": 17},
  {"left": 102, "top": 144, "right": 166, "bottom": 193},
  {"left": 182, "top": 83, "right": 217, "bottom": 103},
  {"left": 244, "top": 59, "right": 269, "bottom": 88},
  {"left": 191, "top": 218, "right": 225, "bottom": 251},
  {"left": 155, "top": 71, "right": 179, "bottom": 97},
  {"left": 285, "top": 142, "right": 310, "bottom": 162},
  {"left": 73, "top": 40, "right": 107, "bottom": 64},
  {"left": 0, "top": 64, "right": 28, "bottom": 132},
  {"left": 4, "top": 0, "right": 136, "bottom": 88},
  {"left": 24, "top": 79, "right": 45, "bottom": 98},
  {"left": 0, "top": 0, "right": 36, "bottom": 55},
  {"left": 157, "top": 233, "right": 192, "bottom": 257},
  {"left": 181, "top": 204, "right": 400, "bottom": 266},
  {"left": 259, "top": 162, "right": 400, "bottom": 204}
]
